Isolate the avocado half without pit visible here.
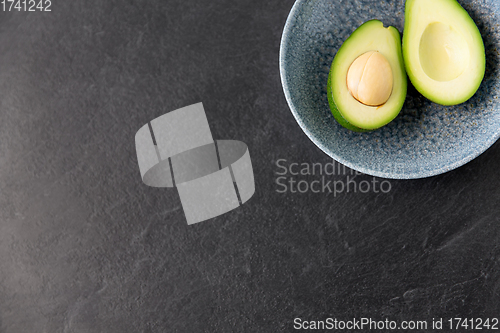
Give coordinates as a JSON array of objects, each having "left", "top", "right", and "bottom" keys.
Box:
[
  {"left": 327, "top": 20, "right": 407, "bottom": 132},
  {"left": 403, "top": 0, "right": 486, "bottom": 105}
]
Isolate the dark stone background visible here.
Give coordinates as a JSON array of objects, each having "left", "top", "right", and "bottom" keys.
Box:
[{"left": 1, "top": 0, "right": 499, "bottom": 332}]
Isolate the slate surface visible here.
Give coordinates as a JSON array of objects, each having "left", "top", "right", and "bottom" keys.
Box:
[{"left": 0, "top": 0, "right": 499, "bottom": 332}]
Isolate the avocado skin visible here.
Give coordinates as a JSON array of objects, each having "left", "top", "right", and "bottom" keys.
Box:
[{"left": 402, "top": 0, "right": 486, "bottom": 105}]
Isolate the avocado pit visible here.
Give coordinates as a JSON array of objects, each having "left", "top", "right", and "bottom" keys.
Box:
[{"left": 347, "top": 51, "right": 394, "bottom": 107}]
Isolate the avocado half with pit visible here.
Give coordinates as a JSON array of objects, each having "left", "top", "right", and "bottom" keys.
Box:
[
  {"left": 403, "top": 0, "right": 485, "bottom": 105},
  {"left": 327, "top": 20, "right": 407, "bottom": 132}
]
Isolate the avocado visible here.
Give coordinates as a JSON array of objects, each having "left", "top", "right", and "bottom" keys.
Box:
[
  {"left": 327, "top": 20, "right": 407, "bottom": 131},
  {"left": 403, "top": 0, "right": 485, "bottom": 105}
]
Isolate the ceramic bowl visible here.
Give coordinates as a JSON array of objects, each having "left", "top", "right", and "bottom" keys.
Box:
[{"left": 280, "top": 0, "right": 500, "bottom": 179}]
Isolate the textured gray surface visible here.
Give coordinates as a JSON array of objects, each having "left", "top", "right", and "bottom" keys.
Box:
[{"left": 0, "top": 0, "right": 500, "bottom": 332}]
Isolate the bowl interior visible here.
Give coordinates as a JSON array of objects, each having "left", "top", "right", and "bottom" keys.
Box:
[{"left": 280, "top": 0, "right": 500, "bottom": 179}]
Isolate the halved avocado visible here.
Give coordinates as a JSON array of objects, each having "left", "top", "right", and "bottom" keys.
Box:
[
  {"left": 327, "top": 20, "right": 407, "bottom": 131},
  {"left": 403, "top": 0, "right": 485, "bottom": 105}
]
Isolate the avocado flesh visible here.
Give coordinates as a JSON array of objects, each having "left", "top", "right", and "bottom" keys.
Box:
[
  {"left": 327, "top": 69, "right": 367, "bottom": 132},
  {"left": 403, "top": 0, "right": 485, "bottom": 105},
  {"left": 327, "top": 20, "right": 407, "bottom": 131}
]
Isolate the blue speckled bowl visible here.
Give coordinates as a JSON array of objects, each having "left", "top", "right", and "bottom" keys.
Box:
[{"left": 280, "top": 0, "right": 500, "bottom": 179}]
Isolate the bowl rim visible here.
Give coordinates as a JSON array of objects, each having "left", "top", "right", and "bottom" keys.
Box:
[{"left": 279, "top": 0, "right": 500, "bottom": 179}]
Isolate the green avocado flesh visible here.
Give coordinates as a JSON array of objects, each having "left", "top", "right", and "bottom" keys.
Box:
[
  {"left": 327, "top": 20, "right": 407, "bottom": 131},
  {"left": 403, "top": 0, "right": 485, "bottom": 105}
]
